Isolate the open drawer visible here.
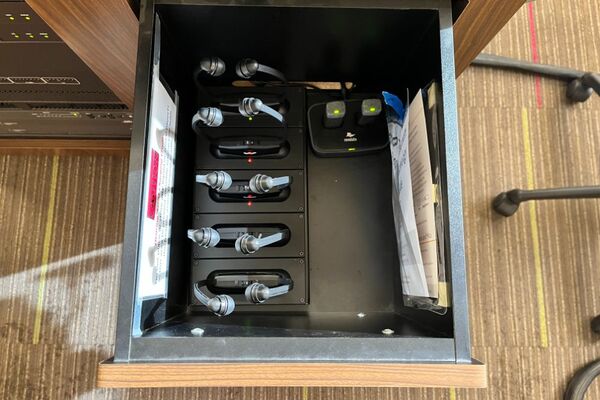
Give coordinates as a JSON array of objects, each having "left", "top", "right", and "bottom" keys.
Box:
[{"left": 99, "top": 0, "right": 486, "bottom": 388}]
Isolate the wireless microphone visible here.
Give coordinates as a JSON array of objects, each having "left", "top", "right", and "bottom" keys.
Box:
[
  {"left": 244, "top": 282, "right": 292, "bottom": 304},
  {"left": 235, "top": 58, "right": 287, "bottom": 82},
  {"left": 358, "top": 98, "right": 382, "bottom": 126},
  {"left": 248, "top": 174, "right": 291, "bottom": 194},
  {"left": 238, "top": 97, "right": 285, "bottom": 124},
  {"left": 193, "top": 281, "right": 235, "bottom": 316},
  {"left": 187, "top": 227, "right": 220, "bottom": 248},
  {"left": 323, "top": 101, "right": 346, "bottom": 128},
  {"left": 194, "top": 57, "right": 226, "bottom": 79},
  {"left": 192, "top": 107, "right": 224, "bottom": 129},
  {"left": 196, "top": 171, "right": 233, "bottom": 191},
  {"left": 235, "top": 232, "right": 285, "bottom": 255}
]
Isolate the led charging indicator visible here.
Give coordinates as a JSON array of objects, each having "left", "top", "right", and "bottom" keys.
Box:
[
  {"left": 247, "top": 157, "right": 253, "bottom": 164},
  {"left": 248, "top": 117, "right": 253, "bottom": 121},
  {"left": 333, "top": 109, "right": 341, "bottom": 115},
  {"left": 347, "top": 148, "right": 356, "bottom": 152},
  {"left": 247, "top": 201, "right": 253, "bottom": 207},
  {"left": 369, "top": 107, "right": 377, "bottom": 112}
]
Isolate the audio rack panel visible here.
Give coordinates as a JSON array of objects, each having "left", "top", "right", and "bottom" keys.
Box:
[
  {"left": 191, "top": 258, "right": 307, "bottom": 306},
  {"left": 195, "top": 127, "right": 305, "bottom": 170}
]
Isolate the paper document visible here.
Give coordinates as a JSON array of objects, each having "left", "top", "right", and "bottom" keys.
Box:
[
  {"left": 383, "top": 91, "right": 429, "bottom": 297},
  {"left": 408, "top": 90, "right": 439, "bottom": 298},
  {"left": 137, "top": 67, "right": 178, "bottom": 299}
]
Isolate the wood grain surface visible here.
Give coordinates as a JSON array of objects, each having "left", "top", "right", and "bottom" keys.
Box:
[
  {"left": 453, "top": 0, "right": 527, "bottom": 75},
  {"left": 26, "top": 0, "right": 138, "bottom": 108},
  {"left": 97, "top": 361, "right": 487, "bottom": 388}
]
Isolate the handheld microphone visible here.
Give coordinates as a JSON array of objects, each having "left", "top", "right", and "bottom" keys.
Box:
[
  {"left": 235, "top": 232, "right": 285, "bottom": 255},
  {"left": 248, "top": 174, "right": 291, "bottom": 194},
  {"left": 187, "top": 227, "right": 220, "bottom": 248},
  {"left": 192, "top": 107, "right": 224, "bottom": 129},
  {"left": 194, "top": 57, "right": 226, "bottom": 79},
  {"left": 235, "top": 58, "right": 287, "bottom": 83},
  {"left": 239, "top": 97, "right": 284, "bottom": 124},
  {"left": 196, "top": 171, "right": 232, "bottom": 191},
  {"left": 244, "top": 282, "right": 292, "bottom": 304},
  {"left": 193, "top": 281, "right": 235, "bottom": 316}
]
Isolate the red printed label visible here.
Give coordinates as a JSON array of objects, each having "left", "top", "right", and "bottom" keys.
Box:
[{"left": 147, "top": 149, "right": 159, "bottom": 219}]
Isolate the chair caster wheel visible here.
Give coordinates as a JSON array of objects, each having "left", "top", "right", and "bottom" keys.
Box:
[{"left": 492, "top": 192, "right": 520, "bottom": 217}]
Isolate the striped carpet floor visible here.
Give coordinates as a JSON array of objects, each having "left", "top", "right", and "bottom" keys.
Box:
[{"left": 1, "top": 0, "right": 599, "bottom": 398}]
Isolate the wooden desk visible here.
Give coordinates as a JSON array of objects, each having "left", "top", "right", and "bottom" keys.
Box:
[{"left": 97, "top": 360, "right": 488, "bottom": 388}]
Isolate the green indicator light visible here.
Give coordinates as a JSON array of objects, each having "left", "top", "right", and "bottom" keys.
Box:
[
  {"left": 348, "top": 148, "right": 356, "bottom": 152},
  {"left": 9, "top": 16, "right": 15, "bottom": 21},
  {"left": 369, "top": 107, "right": 377, "bottom": 112},
  {"left": 25, "top": 16, "right": 31, "bottom": 21},
  {"left": 11, "top": 33, "right": 19, "bottom": 38},
  {"left": 333, "top": 109, "right": 340, "bottom": 115},
  {"left": 248, "top": 117, "right": 253, "bottom": 121}
]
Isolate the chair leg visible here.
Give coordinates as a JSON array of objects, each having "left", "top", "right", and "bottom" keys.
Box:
[{"left": 492, "top": 186, "right": 600, "bottom": 217}]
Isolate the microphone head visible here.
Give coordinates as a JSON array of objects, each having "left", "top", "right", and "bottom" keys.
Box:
[
  {"left": 188, "top": 227, "right": 220, "bottom": 248},
  {"left": 236, "top": 58, "right": 259, "bottom": 79},
  {"left": 239, "top": 97, "right": 263, "bottom": 117},
  {"left": 245, "top": 283, "right": 270, "bottom": 303},
  {"left": 207, "top": 294, "right": 235, "bottom": 316},
  {"left": 198, "top": 107, "right": 223, "bottom": 127},
  {"left": 248, "top": 174, "right": 270, "bottom": 194},
  {"left": 199, "top": 57, "right": 226, "bottom": 77},
  {"left": 215, "top": 170, "right": 232, "bottom": 191},
  {"left": 235, "top": 233, "right": 260, "bottom": 255}
]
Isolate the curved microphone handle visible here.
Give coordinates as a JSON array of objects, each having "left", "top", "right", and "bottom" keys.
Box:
[
  {"left": 235, "top": 232, "right": 284, "bottom": 255},
  {"left": 248, "top": 174, "right": 291, "bottom": 194},
  {"left": 235, "top": 58, "right": 287, "bottom": 82},
  {"left": 244, "top": 282, "right": 292, "bottom": 304},
  {"left": 239, "top": 97, "right": 284, "bottom": 124},
  {"left": 196, "top": 171, "right": 232, "bottom": 191},
  {"left": 194, "top": 56, "right": 226, "bottom": 80},
  {"left": 193, "top": 281, "right": 235, "bottom": 316},
  {"left": 192, "top": 107, "right": 224, "bottom": 130},
  {"left": 187, "top": 227, "right": 220, "bottom": 248}
]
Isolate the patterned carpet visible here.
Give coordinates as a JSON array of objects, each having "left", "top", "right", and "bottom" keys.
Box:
[{"left": 1, "top": 0, "right": 599, "bottom": 398}]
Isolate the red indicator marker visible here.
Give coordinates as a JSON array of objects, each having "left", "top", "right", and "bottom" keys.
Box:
[
  {"left": 247, "top": 201, "right": 253, "bottom": 207},
  {"left": 247, "top": 157, "right": 253, "bottom": 164}
]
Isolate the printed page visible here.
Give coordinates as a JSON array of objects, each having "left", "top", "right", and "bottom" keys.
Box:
[
  {"left": 384, "top": 91, "right": 429, "bottom": 297},
  {"left": 137, "top": 67, "right": 178, "bottom": 299},
  {"left": 408, "top": 90, "right": 439, "bottom": 298}
]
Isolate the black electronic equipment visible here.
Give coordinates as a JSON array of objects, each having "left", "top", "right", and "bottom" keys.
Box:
[
  {"left": 307, "top": 93, "right": 389, "bottom": 156},
  {"left": 0, "top": 1, "right": 131, "bottom": 138},
  {"left": 206, "top": 270, "right": 293, "bottom": 295},
  {"left": 196, "top": 86, "right": 304, "bottom": 128},
  {"left": 210, "top": 136, "right": 290, "bottom": 159}
]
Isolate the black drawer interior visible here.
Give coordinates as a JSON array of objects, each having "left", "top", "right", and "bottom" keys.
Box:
[{"left": 115, "top": 0, "right": 470, "bottom": 364}]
